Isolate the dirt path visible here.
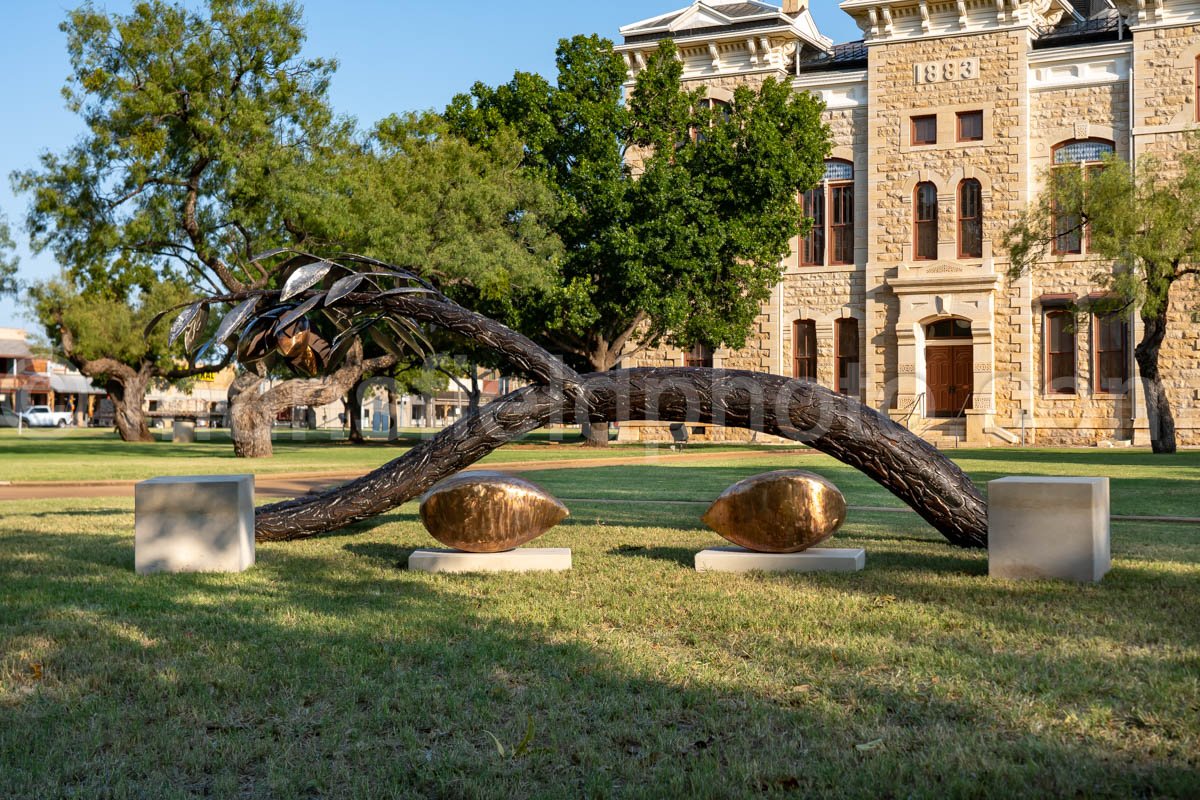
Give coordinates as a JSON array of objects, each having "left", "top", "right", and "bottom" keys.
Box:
[{"left": 0, "top": 448, "right": 809, "bottom": 502}]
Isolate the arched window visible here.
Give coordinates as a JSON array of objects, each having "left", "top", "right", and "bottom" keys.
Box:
[
  {"left": 801, "top": 160, "right": 854, "bottom": 267},
  {"left": 925, "top": 318, "right": 973, "bottom": 340},
  {"left": 1051, "top": 139, "right": 1115, "bottom": 255},
  {"left": 835, "top": 318, "right": 860, "bottom": 397},
  {"left": 958, "top": 179, "right": 983, "bottom": 259},
  {"left": 793, "top": 320, "right": 817, "bottom": 380},
  {"left": 914, "top": 182, "right": 938, "bottom": 261}
]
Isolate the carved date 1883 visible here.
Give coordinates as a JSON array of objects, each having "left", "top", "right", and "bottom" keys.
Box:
[{"left": 914, "top": 58, "right": 979, "bottom": 85}]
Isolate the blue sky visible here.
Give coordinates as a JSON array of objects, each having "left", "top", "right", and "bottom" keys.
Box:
[{"left": 0, "top": 0, "right": 861, "bottom": 330}]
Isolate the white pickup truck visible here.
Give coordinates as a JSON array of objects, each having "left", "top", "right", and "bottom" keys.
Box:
[{"left": 20, "top": 405, "right": 74, "bottom": 428}]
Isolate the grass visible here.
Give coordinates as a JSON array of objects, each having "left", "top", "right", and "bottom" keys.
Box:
[
  {"left": 1, "top": 487, "right": 1199, "bottom": 797},
  {"left": 517, "top": 449, "right": 1200, "bottom": 519},
  {"left": 0, "top": 428, "right": 770, "bottom": 483},
  {"left": 3, "top": 429, "right": 1200, "bottom": 520}
]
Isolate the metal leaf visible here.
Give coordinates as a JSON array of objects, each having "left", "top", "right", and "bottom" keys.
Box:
[
  {"left": 326, "top": 332, "right": 360, "bottom": 368},
  {"left": 369, "top": 325, "right": 410, "bottom": 361},
  {"left": 250, "top": 247, "right": 292, "bottom": 263},
  {"left": 211, "top": 296, "right": 262, "bottom": 345},
  {"left": 275, "top": 293, "right": 325, "bottom": 332},
  {"left": 378, "top": 286, "right": 437, "bottom": 298},
  {"left": 182, "top": 304, "right": 209, "bottom": 351},
  {"left": 389, "top": 315, "right": 434, "bottom": 353},
  {"left": 168, "top": 302, "right": 205, "bottom": 348},
  {"left": 144, "top": 300, "right": 196, "bottom": 337},
  {"left": 324, "top": 274, "right": 365, "bottom": 307},
  {"left": 280, "top": 260, "right": 335, "bottom": 302},
  {"left": 331, "top": 317, "right": 379, "bottom": 352}
]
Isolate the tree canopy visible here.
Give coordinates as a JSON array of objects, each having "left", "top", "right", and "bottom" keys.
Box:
[
  {"left": 445, "top": 36, "right": 830, "bottom": 374},
  {"left": 13, "top": 0, "right": 340, "bottom": 295},
  {"left": 0, "top": 212, "right": 16, "bottom": 296},
  {"left": 1002, "top": 145, "right": 1200, "bottom": 453},
  {"left": 11, "top": 0, "right": 560, "bottom": 455}
]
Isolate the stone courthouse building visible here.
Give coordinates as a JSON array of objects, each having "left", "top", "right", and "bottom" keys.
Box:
[{"left": 614, "top": 0, "right": 1200, "bottom": 446}]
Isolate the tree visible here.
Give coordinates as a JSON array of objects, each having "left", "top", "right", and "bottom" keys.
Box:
[
  {"left": 29, "top": 276, "right": 212, "bottom": 441},
  {"left": 224, "top": 112, "right": 558, "bottom": 452},
  {"left": 0, "top": 211, "right": 17, "bottom": 295},
  {"left": 12, "top": 0, "right": 341, "bottom": 455},
  {"left": 445, "top": 36, "right": 830, "bottom": 445},
  {"left": 1002, "top": 147, "right": 1200, "bottom": 454},
  {"left": 14, "top": 0, "right": 556, "bottom": 457}
]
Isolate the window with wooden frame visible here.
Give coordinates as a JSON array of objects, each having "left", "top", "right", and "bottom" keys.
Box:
[
  {"left": 912, "top": 114, "right": 937, "bottom": 146},
  {"left": 957, "top": 110, "right": 984, "bottom": 143},
  {"left": 1196, "top": 55, "right": 1200, "bottom": 122},
  {"left": 958, "top": 179, "right": 983, "bottom": 259},
  {"left": 1051, "top": 139, "right": 1114, "bottom": 255},
  {"left": 793, "top": 320, "right": 817, "bottom": 381},
  {"left": 685, "top": 343, "right": 714, "bottom": 369},
  {"left": 688, "top": 98, "right": 731, "bottom": 143},
  {"left": 1094, "top": 313, "right": 1129, "bottom": 394},
  {"left": 1044, "top": 309, "right": 1077, "bottom": 395},
  {"left": 914, "top": 182, "right": 939, "bottom": 260},
  {"left": 800, "top": 160, "right": 854, "bottom": 267},
  {"left": 835, "top": 318, "right": 861, "bottom": 397}
]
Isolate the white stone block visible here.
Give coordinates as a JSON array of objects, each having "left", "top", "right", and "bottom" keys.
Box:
[
  {"left": 408, "top": 548, "right": 572, "bottom": 574},
  {"left": 172, "top": 419, "right": 196, "bottom": 443},
  {"left": 988, "top": 477, "right": 1110, "bottom": 583},
  {"left": 695, "top": 547, "right": 866, "bottom": 574},
  {"left": 135, "top": 475, "right": 255, "bottom": 575}
]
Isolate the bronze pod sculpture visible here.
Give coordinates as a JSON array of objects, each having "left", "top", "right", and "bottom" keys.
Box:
[
  {"left": 418, "top": 471, "right": 569, "bottom": 553},
  {"left": 702, "top": 470, "right": 847, "bottom": 554}
]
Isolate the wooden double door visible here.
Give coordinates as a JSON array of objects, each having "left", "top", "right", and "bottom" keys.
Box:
[{"left": 926, "top": 345, "right": 973, "bottom": 417}]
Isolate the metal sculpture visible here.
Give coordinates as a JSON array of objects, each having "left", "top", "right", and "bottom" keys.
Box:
[
  {"left": 159, "top": 253, "right": 989, "bottom": 549},
  {"left": 702, "top": 471, "right": 847, "bottom": 554},
  {"left": 419, "top": 472, "right": 569, "bottom": 553}
]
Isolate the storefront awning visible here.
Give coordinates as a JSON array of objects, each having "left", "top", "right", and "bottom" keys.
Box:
[{"left": 50, "top": 374, "right": 105, "bottom": 395}]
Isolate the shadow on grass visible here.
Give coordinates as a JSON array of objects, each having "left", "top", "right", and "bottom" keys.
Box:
[
  {"left": 2, "top": 513, "right": 1198, "bottom": 797},
  {"left": 342, "top": 541, "right": 418, "bottom": 569},
  {"left": 605, "top": 545, "right": 696, "bottom": 568}
]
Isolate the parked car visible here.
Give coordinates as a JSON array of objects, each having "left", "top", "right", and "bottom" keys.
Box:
[
  {"left": 20, "top": 405, "right": 73, "bottom": 428},
  {"left": 0, "top": 404, "right": 19, "bottom": 427}
]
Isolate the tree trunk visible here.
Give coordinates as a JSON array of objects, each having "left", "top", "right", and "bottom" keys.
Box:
[
  {"left": 388, "top": 385, "right": 400, "bottom": 441},
  {"left": 468, "top": 362, "right": 482, "bottom": 416},
  {"left": 582, "top": 420, "right": 610, "bottom": 447},
  {"left": 1135, "top": 307, "right": 1177, "bottom": 454},
  {"left": 106, "top": 369, "right": 153, "bottom": 443},
  {"left": 228, "top": 373, "right": 275, "bottom": 458},
  {"left": 228, "top": 342, "right": 385, "bottom": 457},
  {"left": 346, "top": 387, "right": 365, "bottom": 443},
  {"left": 255, "top": 368, "right": 989, "bottom": 549}
]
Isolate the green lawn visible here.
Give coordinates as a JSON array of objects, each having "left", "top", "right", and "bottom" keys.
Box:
[
  {"left": 518, "top": 449, "right": 1200, "bottom": 519},
  {"left": 4, "top": 429, "right": 1200, "bottom": 521},
  {"left": 1, "top": 490, "right": 1198, "bottom": 797},
  {"left": 0, "top": 428, "right": 771, "bottom": 483}
]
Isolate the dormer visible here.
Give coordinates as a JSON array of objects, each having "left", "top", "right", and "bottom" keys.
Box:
[
  {"left": 839, "top": 0, "right": 1083, "bottom": 42},
  {"left": 617, "top": 1, "right": 833, "bottom": 81}
]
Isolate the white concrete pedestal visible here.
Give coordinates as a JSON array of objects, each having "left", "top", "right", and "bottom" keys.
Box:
[
  {"left": 408, "top": 548, "right": 572, "bottom": 574},
  {"left": 172, "top": 419, "right": 196, "bottom": 443},
  {"left": 695, "top": 547, "right": 866, "bottom": 574},
  {"left": 135, "top": 475, "right": 255, "bottom": 575},
  {"left": 988, "top": 477, "right": 1110, "bottom": 583}
]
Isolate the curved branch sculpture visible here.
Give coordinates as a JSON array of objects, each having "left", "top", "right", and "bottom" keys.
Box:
[{"left": 164, "top": 253, "right": 989, "bottom": 549}]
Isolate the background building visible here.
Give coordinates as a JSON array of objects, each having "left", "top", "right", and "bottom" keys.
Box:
[{"left": 616, "top": 0, "right": 1200, "bottom": 446}]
